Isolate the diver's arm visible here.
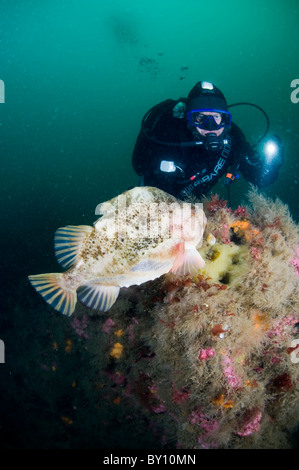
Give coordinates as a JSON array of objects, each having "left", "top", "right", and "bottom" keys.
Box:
[
  {"left": 132, "top": 99, "right": 179, "bottom": 178},
  {"left": 132, "top": 100, "right": 189, "bottom": 195},
  {"left": 132, "top": 129, "right": 180, "bottom": 194}
]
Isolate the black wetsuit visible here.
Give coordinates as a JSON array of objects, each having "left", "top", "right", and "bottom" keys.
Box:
[{"left": 132, "top": 99, "right": 281, "bottom": 200}]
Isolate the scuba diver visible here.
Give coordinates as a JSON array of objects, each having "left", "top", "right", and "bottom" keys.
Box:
[{"left": 132, "top": 81, "right": 283, "bottom": 201}]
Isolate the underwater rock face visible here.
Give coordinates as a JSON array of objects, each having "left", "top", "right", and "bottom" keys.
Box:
[{"left": 87, "top": 190, "right": 299, "bottom": 449}]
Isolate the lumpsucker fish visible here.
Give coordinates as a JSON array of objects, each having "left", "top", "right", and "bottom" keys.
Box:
[{"left": 29, "top": 187, "right": 206, "bottom": 316}]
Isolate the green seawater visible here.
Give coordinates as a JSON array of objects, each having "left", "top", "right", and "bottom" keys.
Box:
[{"left": 0, "top": 0, "right": 298, "bottom": 450}]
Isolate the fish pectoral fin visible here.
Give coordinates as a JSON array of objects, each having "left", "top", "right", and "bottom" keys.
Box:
[
  {"left": 118, "top": 258, "right": 174, "bottom": 287},
  {"left": 28, "top": 273, "right": 77, "bottom": 316},
  {"left": 54, "top": 225, "right": 94, "bottom": 269},
  {"left": 171, "top": 247, "right": 205, "bottom": 276},
  {"left": 77, "top": 283, "right": 120, "bottom": 312}
]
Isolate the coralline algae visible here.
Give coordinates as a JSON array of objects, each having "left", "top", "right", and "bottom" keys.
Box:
[{"left": 85, "top": 189, "right": 299, "bottom": 449}]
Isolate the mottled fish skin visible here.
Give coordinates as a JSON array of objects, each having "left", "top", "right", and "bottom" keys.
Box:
[{"left": 29, "top": 187, "right": 207, "bottom": 316}]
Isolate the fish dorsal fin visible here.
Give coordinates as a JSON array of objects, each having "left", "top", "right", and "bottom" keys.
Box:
[
  {"left": 77, "top": 282, "right": 120, "bottom": 312},
  {"left": 171, "top": 246, "right": 205, "bottom": 276},
  {"left": 54, "top": 225, "right": 94, "bottom": 269}
]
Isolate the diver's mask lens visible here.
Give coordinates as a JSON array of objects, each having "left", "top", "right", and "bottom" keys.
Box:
[{"left": 187, "top": 109, "right": 232, "bottom": 130}]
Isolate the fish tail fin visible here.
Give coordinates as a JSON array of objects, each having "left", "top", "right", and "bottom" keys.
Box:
[{"left": 28, "top": 273, "right": 77, "bottom": 316}]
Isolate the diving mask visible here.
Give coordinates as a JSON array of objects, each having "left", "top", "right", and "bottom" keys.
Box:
[{"left": 187, "top": 109, "right": 232, "bottom": 130}]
